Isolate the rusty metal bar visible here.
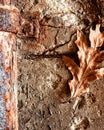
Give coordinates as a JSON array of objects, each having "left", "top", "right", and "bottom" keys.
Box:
[{"left": 0, "top": 0, "right": 20, "bottom": 129}]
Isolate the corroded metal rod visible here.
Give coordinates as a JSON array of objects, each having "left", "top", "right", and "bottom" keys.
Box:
[{"left": 0, "top": 0, "right": 20, "bottom": 129}]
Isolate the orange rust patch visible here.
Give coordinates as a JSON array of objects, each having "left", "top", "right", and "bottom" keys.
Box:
[
  {"left": 5, "top": 66, "right": 11, "bottom": 72},
  {"left": 5, "top": 92, "right": 10, "bottom": 100}
]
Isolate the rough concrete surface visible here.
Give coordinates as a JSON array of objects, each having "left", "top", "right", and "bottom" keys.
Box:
[{"left": 14, "top": 0, "right": 104, "bottom": 130}]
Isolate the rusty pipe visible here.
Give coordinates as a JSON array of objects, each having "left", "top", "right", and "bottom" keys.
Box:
[{"left": 0, "top": 0, "right": 20, "bottom": 130}]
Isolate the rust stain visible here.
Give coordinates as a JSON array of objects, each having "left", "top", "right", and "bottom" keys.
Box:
[
  {"left": 0, "top": 0, "right": 19, "bottom": 129},
  {"left": 0, "top": 0, "right": 10, "bottom": 4},
  {"left": 0, "top": 32, "right": 18, "bottom": 130},
  {"left": 18, "top": 11, "right": 48, "bottom": 41}
]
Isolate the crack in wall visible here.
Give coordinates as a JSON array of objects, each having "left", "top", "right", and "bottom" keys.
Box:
[
  {"left": 23, "top": 31, "right": 76, "bottom": 59},
  {"left": 16, "top": 0, "right": 104, "bottom": 130}
]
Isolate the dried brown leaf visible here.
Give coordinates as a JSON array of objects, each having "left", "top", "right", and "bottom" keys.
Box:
[{"left": 63, "top": 24, "right": 104, "bottom": 98}]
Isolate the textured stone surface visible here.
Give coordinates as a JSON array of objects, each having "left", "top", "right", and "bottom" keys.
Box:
[
  {"left": 17, "top": 57, "right": 104, "bottom": 130},
  {"left": 15, "top": 0, "right": 103, "bottom": 56},
  {"left": 15, "top": 0, "right": 104, "bottom": 130},
  {"left": 18, "top": 58, "right": 73, "bottom": 130}
]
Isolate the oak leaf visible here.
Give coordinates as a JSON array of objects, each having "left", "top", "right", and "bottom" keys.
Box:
[{"left": 63, "top": 24, "right": 104, "bottom": 98}]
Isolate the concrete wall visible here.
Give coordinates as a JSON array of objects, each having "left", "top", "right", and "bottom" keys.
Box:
[{"left": 14, "top": 0, "right": 104, "bottom": 130}]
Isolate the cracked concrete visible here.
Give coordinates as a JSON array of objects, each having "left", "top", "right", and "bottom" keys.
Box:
[{"left": 13, "top": 0, "right": 104, "bottom": 130}]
